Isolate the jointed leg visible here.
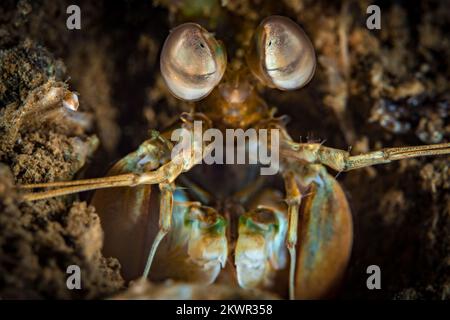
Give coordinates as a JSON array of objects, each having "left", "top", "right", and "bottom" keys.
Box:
[
  {"left": 20, "top": 154, "right": 187, "bottom": 201},
  {"left": 282, "top": 141, "right": 450, "bottom": 172},
  {"left": 283, "top": 171, "right": 302, "bottom": 300},
  {"left": 143, "top": 182, "right": 175, "bottom": 278},
  {"left": 19, "top": 121, "right": 213, "bottom": 202}
]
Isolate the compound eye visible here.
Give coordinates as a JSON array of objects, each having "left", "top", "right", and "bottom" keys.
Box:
[
  {"left": 246, "top": 16, "right": 316, "bottom": 90},
  {"left": 160, "top": 23, "right": 227, "bottom": 101}
]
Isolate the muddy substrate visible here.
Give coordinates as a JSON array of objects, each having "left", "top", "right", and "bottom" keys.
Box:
[{"left": 0, "top": 0, "right": 449, "bottom": 299}]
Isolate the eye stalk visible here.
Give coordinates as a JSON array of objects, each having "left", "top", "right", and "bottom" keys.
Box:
[
  {"left": 160, "top": 23, "right": 227, "bottom": 101},
  {"left": 246, "top": 15, "right": 316, "bottom": 90}
]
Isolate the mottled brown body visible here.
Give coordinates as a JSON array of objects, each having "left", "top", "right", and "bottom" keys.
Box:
[
  {"left": 20, "top": 16, "right": 450, "bottom": 300},
  {"left": 90, "top": 119, "right": 353, "bottom": 299}
]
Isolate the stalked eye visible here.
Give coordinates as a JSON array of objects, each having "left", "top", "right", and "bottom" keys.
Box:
[
  {"left": 160, "top": 23, "right": 227, "bottom": 101},
  {"left": 246, "top": 16, "right": 316, "bottom": 90}
]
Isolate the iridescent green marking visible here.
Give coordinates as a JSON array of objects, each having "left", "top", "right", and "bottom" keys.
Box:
[
  {"left": 184, "top": 210, "right": 226, "bottom": 236},
  {"left": 239, "top": 215, "right": 278, "bottom": 235},
  {"left": 206, "top": 217, "right": 226, "bottom": 236}
]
